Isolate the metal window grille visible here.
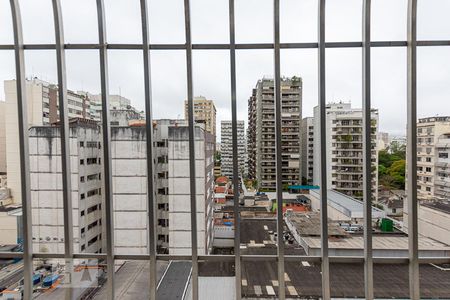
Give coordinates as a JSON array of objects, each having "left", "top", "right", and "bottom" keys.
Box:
[{"left": 1, "top": 0, "right": 450, "bottom": 299}]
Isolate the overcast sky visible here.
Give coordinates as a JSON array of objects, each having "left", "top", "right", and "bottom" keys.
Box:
[{"left": 0, "top": 0, "right": 450, "bottom": 139}]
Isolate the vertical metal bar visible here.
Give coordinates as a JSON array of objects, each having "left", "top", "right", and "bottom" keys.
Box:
[
  {"left": 362, "top": 0, "right": 373, "bottom": 299},
  {"left": 318, "top": 0, "right": 330, "bottom": 299},
  {"left": 96, "top": 1, "right": 115, "bottom": 299},
  {"left": 51, "top": 1, "right": 74, "bottom": 298},
  {"left": 183, "top": 0, "right": 199, "bottom": 299},
  {"left": 273, "top": 0, "right": 285, "bottom": 299},
  {"left": 9, "top": 1, "right": 33, "bottom": 299},
  {"left": 407, "top": 0, "right": 420, "bottom": 299},
  {"left": 139, "top": 1, "right": 157, "bottom": 299},
  {"left": 228, "top": 0, "right": 241, "bottom": 299}
]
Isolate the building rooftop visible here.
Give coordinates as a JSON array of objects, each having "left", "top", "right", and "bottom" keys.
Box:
[
  {"left": 286, "top": 212, "right": 348, "bottom": 237},
  {"left": 422, "top": 200, "right": 450, "bottom": 214},
  {"left": 301, "top": 235, "right": 450, "bottom": 251},
  {"left": 310, "top": 189, "right": 386, "bottom": 219}
]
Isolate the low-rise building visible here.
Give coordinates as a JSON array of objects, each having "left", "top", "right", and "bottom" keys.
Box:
[{"left": 403, "top": 199, "right": 450, "bottom": 246}]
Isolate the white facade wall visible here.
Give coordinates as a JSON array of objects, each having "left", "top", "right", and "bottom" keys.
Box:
[
  {"left": 0, "top": 101, "right": 6, "bottom": 174},
  {"left": 0, "top": 211, "right": 19, "bottom": 244},
  {"left": 29, "top": 125, "right": 103, "bottom": 255},
  {"left": 111, "top": 127, "right": 148, "bottom": 255},
  {"left": 220, "top": 120, "right": 247, "bottom": 178},
  {"left": 168, "top": 125, "right": 215, "bottom": 255},
  {"left": 5, "top": 80, "right": 47, "bottom": 205},
  {"left": 416, "top": 117, "right": 450, "bottom": 200}
]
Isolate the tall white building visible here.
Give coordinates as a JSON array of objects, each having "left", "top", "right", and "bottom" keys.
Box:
[
  {"left": 247, "top": 77, "right": 302, "bottom": 190},
  {"left": 220, "top": 120, "right": 247, "bottom": 178},
  {"left": 417, "top": 116, "right": 450, "bottom": 200},
  {"left": 4, "top": 79, "right": 90, "bottom": 205},
  {"left": 167, "top": 124, "right": 215, "bottom": 255},
  {"left": 301, "top": 117, "right": 314, "bottom": 185},
  {"left": 29, "top": 120, "right": 103, "bottom": 254},
  {"left": 313, "top": 102, "right": 379, "bottom": 200},
  {"left": 110, "top": 120, "right": 214, "bottom": 255}
]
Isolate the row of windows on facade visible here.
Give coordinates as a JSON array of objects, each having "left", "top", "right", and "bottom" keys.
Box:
[
  {"left": 79, "top": 188, "right": 101, "bottom": 200},
  {"left": 80, "top": 141, "right": 101, "bottom": 148},
  {"left": 80, "top": 157, "right": 100, "bottom": 165},
  {"left": 418, "top": 127, "right": 434, "bottom": 134},
  {"left": 80, "top": 173, "right": 101, "bottom": 183}
]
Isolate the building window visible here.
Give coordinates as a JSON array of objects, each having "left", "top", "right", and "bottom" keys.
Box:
[
  {"left": 80, "top": 159, "right": 84, "bottom": 165},
  {"left": 439, "top": 152, "right": 449, "bottom": 159}
]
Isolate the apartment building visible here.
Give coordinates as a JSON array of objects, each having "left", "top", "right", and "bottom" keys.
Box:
[
  {"left": 301, "top": 117, "right": 314, "bottom": 185},
  {"left": 110, "top": 109, "right": 142, "bottom": 126},
  {"left": 247, "top": 77, "right": 302, "bottom": 191},
  {"left": 247, "top": 88, "right": 257, "bottom": 181},
  {"left": 377, "top": 131, "right": 390, "bottom": 150},
  {"left": 4, "top": 79, "right": 89, "bottom": 204},
  {"left": 110, "top": 120, "right": 214, "bottom": 255},
  {"left": 417, "top": 116, "right": 450, "bottom": 200},
  {"left": 168, "top": 124, "right": 215, "bottom": 255},
  {"left": 313, "top": 102, "right": 379, "bottom": 200},
  {"left": 86, "top": 94, "right": 133, "bottom": 122},
  {"left": 29, "top": 119, "right": 103, "bottom": 255},
  {"left": 220, "top": 120, "right": 247, "bottom": 178},
  {"left": 184, "top": 96, "right": 217, "bottom": 137}
]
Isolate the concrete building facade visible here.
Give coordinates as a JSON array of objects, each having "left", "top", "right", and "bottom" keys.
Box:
[
  {"left": 313, "top": 103, "right": 379, "bottom": 200},
  {"left": 110, "top": 109, "right": 142, "bottom": 126},
  {"left": 184, "top": 96, "right": 217, "bottom": 137},
  {"left": 0, "top": 101, "right": 6, "bottom": 174},
  {"left": 301, "top": 117, "right": 314, "bottom": 185},
  {"left": 4, "top": 79, "right": 90, "bottom": 204},
  {"left": 417, "top": 116, "right": 450, "bottom": 200},
  {"left": 403, "top": 200, "right": 450, "bottom": 246},
  {"left": 168, "top": 125, "right": 215, "bottom": 255},
  {"left": 220, "top": 120, "right": 247, "bottom": 178},
  {"left": 110, "top": 120, "right": 214, "bottom": 255},
  {"left": 29, "top": 120, "right": 104, "bottom": 254},
  {"left": 247, "top": 77, "right": 302, "bottom": 191},
  {"left": 86, "top": 94, "right": 133, "bottom": 122}
]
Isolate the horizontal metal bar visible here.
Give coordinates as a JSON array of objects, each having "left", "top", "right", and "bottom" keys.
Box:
[
  {"left": 65, "top": 43, "right": 101, "bottom": 50},
  {"left": 0, "top": 252, "right": 448, "bottom": 264},
  {"left": 0, "top": 44, "right": 14, "bottom": 50},
  {"left": 23, "top": 44, "right": 56, "bottom": 50},
  {"left": 0, "top": 40, "right": 448, "bottom": 51},
  {"left": 417, "top": 40, "right": 450, "bottom": 46}
]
